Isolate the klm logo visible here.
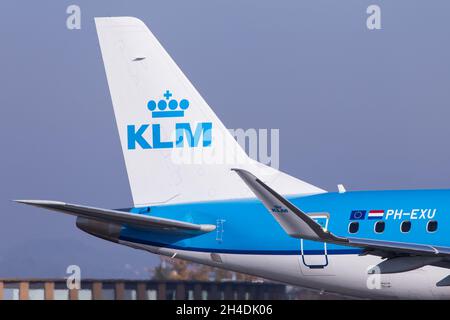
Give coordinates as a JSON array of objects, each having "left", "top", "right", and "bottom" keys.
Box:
[
  {"left": 127, "top": 90, "right": 212, "bottom": 150},
  {"left": 272, "top": 205, "right": 288, "bottom": 214}
]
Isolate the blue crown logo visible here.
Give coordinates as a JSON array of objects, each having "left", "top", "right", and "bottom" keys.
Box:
[{"left": 147, "top": 90, "right": 189, "bottom": 118}]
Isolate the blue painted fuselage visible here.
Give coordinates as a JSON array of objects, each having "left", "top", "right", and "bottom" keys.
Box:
[{"left": 120, "top": 189, "right": 450, "bottom": 255}]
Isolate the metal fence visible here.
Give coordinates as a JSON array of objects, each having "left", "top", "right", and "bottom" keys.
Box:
[{"left": 0, "top": 279, "right": 288, "bottom": 300}]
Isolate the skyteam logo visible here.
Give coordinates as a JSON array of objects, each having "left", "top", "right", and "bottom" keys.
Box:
[{"left": 127, "top": 90, "right": 212, "bottom": 150}]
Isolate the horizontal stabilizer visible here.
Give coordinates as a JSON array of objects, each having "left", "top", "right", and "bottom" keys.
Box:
[{"left": 14, "top": 200, "right": 215, "bottom": 234}]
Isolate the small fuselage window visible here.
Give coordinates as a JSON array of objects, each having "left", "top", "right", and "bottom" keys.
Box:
[
  {"left": 348, "top": 221, "right": 359, "bottom": 234},
  {"left": 401, "top": 220, "right": 411, "bottom": 233},
  {"left": 374, "top": 221, "right": 385, "bottom": 233},
  {"left": 427, "top": 220, "right": 438, "bottom": 233}
]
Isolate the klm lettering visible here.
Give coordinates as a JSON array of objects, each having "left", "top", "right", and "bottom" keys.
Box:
[{"left": 127, "top": 123, "right": 212, "bottom": 150}]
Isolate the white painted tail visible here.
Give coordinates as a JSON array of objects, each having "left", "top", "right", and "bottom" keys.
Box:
[{"left": 95, "top": 17, "right": 325, "bottom": 206}]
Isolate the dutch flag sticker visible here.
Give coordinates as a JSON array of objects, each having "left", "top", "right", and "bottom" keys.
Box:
[{"left": 368, "top": 210, "right": 384, "bottom": 220}]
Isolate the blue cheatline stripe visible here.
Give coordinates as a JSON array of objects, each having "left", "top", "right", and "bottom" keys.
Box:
[{"left": 119, "top": 236, "right": 362, "bottom": 255}]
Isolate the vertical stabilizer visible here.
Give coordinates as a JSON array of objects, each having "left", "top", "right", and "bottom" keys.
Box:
[{"left": 95, "top": 17, "right": 325, "bottom": 206}]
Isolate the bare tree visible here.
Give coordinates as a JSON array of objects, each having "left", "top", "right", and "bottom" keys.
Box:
[{"left": 150, "top": 257, "right": 261, "bottom": 282}]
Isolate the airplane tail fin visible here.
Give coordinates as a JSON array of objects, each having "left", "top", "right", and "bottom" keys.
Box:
[{"left": 95, "top": 17, "right": 325, "bottom": 206}]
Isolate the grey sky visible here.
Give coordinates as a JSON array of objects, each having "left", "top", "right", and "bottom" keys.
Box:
[{"left": 1, "top": 1, "right": 449, "bottom": 278}]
